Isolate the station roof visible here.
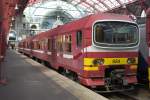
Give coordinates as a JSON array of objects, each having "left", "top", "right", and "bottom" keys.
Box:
[
  {"left": 24, "top": 0, "right": 138, "bottom": 26},
  {"left": 69, "top": 0, "right": 137, "bottom": 12},
  {"left": 27, "top": 0, "right": 138, "bottom": 13}
]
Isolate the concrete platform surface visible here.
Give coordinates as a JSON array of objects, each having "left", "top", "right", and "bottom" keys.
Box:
[{"left": 0, "top": 50, "right": 108, "bottom": 100}]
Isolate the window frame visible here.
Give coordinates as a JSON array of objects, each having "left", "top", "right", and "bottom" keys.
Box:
[{"left": 93, "top": 21, "right": 139, "bottom": 48}]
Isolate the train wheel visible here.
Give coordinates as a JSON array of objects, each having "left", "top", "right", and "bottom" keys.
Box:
[
  {"left": 58, "top": 67, "right": 66, "bottom": 75},
  {"left": 44, "top": 61, "right": 50, "bottom": 67},
  {"left": 66, "top": 71, "right": 79, "bottom": 83},
  {"left": 72, "top": 73, "right": 79, "bottom": 83},
  {"left": 41, "top": 60, "right": 45, "bottom": 65},
  {"left": 37, "top": 59, "right": 41, "bottom": 63}
]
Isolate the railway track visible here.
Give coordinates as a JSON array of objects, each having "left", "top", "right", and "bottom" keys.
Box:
[
  {"left": 102, "top": 93, "right": 136, "bottom": 100},
  {"left": 101, "top": 86, "right": 150, "bottom": 100},
  {"left": 35, "top": 57, "right": 150, "bottom": 100}
]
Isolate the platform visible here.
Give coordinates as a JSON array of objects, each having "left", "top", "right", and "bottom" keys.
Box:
[{"left": 0, "top": 50, "right": 108, "bottom": 100}]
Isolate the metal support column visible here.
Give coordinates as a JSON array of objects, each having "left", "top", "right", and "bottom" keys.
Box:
[
  {"left": 0, "top": 22, "right": 7, "bottom": 85},
  {"left": 146, "top": 8, "right": 150, "bottom": 88}
]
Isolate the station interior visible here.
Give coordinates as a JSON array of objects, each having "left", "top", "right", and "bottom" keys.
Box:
[{"left": 1, "top": 0, "right": 150, "bottom": 100}]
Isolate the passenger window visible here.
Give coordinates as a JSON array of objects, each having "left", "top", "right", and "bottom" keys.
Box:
[
  {"left": 56, "top": 36, "right": 63, "bottom": 52},
  {"left": 52, "top": 38, "right": 56, "bottom": 51},
  {"left": 39, "top": 41, "right": 41, "bottom": 49},
  {"left": 34, "top": 41, "right": 37, "bottom": 49},
  {"left": 68, "top": 35, "right": 72, "bottom": 52},
  {"left": 48, "top": 39, "right": 51, "bottom": 51},
  {"left": 65, "top": 34, "right": 72, "bottom": 53},
  {"left": 60, "top": 36, "right": 63, "bottom": 52},
  {"left": 76, "top": 30, "right": 82, "bottom": 47},
  {"left": 31, "top": 42, "right": 33, "bottom": 49},
  {"left": 38, "top": 41, "right": 40, "bottom": 49}
]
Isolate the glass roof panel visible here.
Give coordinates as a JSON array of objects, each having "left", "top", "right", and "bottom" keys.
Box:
[
  {"left": 76, "top": 0, "right": 80, "bottom": 2},
  {"left": 86, "top": 0, "right": 94, "bottom": 5},
  {"left": 98, "top": 3, "right": 108, "bottom": 11},
  {"left": 82, "top": 2, "right": 91, "bottom": 8},
  {"left": 28, "top": 0, "right": 137, "bottom": 13},
  {"left": 103, "top": 0, "right": 116, "bottom": 8},
  {"left": 120, "top": 0, "right": 131, "bottom": 4},
  {"left": 110, "top": 0, "right": 120, "bottom": 6},
  {"left": 71, "top": 1, "right": 78, "bottom": 5},
  {"left": 93, "top": 0, "right": 100, "bottom": 4},
  {"left": 95, "top": 5, "right": 105, "bottom": 12}
]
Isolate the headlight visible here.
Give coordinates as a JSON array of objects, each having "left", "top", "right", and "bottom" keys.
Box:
[
  {"left": 93, "top": 58, "right": 104, "bottom": 65},
  {"left": 127, "top": 58, "right": 136, "bottom": 64}
]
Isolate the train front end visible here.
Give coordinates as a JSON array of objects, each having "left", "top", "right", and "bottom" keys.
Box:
[{"left": 80, "top": 20, "right": 139, "bottom": 92}]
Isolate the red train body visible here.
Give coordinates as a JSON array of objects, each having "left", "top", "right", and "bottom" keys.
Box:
[
  {"left": 18, "top": 13, "right": 139, "bottom": 92},
  {"left": 146, "top": 8, "right": 150, "bottom": 65}
]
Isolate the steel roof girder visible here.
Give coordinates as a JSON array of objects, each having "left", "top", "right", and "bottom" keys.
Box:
[
  {"left": 96, "top": 0, "right": 111, "bottom": 10},
  {"left": 81, "top": 0, "right": 99, "bottom": 11},
  {"left": 107, "top": 0, "right": 117, "bottom": 7},
  {"left": 115, "top": 0, "right": 122, "bottom": 5}
]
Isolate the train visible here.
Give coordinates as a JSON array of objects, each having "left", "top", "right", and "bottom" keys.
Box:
[{"left": 18, "top": 13, "right": 140, "bottom": 92}]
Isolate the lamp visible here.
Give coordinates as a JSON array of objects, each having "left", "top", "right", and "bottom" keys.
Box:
[
  {"left": 12, "top": 17, "right": 15, "bottom": 21},
  {"left": 15, "top": 4, "right": 18, "bottom": 10}
]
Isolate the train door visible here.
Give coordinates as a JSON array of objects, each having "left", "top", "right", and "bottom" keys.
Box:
[
  {"left": 29, "top": 39, "right": 32, "bottom": 55},
  {"left": 75, "top": 30, "right": 83, "bottom": 70},
  {"left": 74, "top": 30, "right": 83, "bottom": 59}
]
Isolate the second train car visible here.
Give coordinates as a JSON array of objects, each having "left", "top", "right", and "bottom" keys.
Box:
[{"left": 18, "top": 13, "right": 140, "bottom": 92}]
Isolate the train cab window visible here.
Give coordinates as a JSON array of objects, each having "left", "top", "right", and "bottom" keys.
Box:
[
  {"left": 93, "top": 21, "right": 139, "bottom": 47},
  {"left": 76, "top": 30, "right": 82, "bottom": 47}
]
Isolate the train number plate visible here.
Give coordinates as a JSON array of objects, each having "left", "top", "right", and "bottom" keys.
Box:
[
  {"left": 112, "top": 59, "right": 121, "bottom": 64},
  {"left": 104, "top": 58, "right": 127, "bottom": 65}
]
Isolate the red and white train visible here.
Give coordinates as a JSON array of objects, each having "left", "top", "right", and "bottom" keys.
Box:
[{"left": 18, "top": 13, "right": 139, "bottom": 92}]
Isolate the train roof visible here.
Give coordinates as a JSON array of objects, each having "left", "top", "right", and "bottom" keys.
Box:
[
  {"left": 20, "top": 36, "right": 35, "bottom": 43},
  {"left": 57, "top": 13, "right": 134, "bottom": 33},
  {"left": 32, "top": 13, "right": 135, "bottom": 41}
]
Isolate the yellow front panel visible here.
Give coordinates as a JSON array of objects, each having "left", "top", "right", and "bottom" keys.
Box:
[
  {"left": 84, "top": 58, "right": 95, "bottom": 65},
  {"left": 148, "top": 67, "right": 150, "bottom": 88},
  {"left": 148, "top": 68, "right": 150, "bottom": 82},
  {"left": 83, "top": 66, "right": 99, "bottom": 71},
  {"left": 84, "top": 57, "right": 138, "bottom": 66}
]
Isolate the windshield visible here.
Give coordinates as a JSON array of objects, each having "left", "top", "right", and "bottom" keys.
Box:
[{"left": 93, "top": 21, "right": 139, "bottom": 47}]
